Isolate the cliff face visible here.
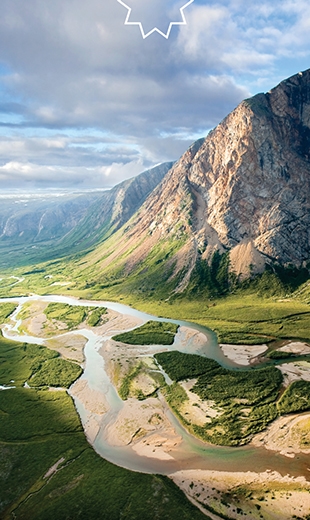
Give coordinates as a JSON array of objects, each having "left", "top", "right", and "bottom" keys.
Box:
[
  {"left": 186, "top": 71, "right": 310, "bottom": 266},
  {"left": 88, "top": 69, "right": 310, "bottom": 285}
]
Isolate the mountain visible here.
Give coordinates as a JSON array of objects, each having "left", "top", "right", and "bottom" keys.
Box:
[
  {"left": 75, "top": 69, "right": 310, "bottom": 296},
  {"left": 0, "top": 162, "right": 173, "bottom": 268}
]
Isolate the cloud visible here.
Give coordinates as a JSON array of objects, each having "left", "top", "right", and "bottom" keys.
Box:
[
  {"left": 0, "top": 0, "right": 310, "bottom": 188},
  {"left": 0, "top": 158, "right": 149, "bottom": 189}
]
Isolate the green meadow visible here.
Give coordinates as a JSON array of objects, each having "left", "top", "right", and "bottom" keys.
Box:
[
  {"left": 0, "top": 303, "right": 16, "bottom": 322},
  {"left": 44, "top": 302, "right": 107, "bottom": 329},
  {"left": 0, "top": 334, "right": 81, "bottom": 389},
  {"left": 0, "top": 333, "right": 208, "bottom": 520},
  {"left": 1, "top": 261, "right": 310, "bottom": 349}
]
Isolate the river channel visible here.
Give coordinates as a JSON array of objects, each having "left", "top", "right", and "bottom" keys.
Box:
[{"left": 1, "top": 294, "right": 309, "bottom": 479}]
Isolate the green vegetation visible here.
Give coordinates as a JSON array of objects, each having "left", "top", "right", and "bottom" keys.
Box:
[
  {"left": 113, "top": 320, "right": 178, "bottom": 345},
  {"left": 194, "top": 295, "right": 310, "bottom": 345},
  {"left": 87, "top": 306, "right": 107, "bottom": 326},
  {"left": 0, "top": 387, "right": 82, "bottom": 442},
  {"left": 114, "top": 356, "right": 165, "bottom": 401},
  {"left": 44, "top": 303, "right": 86, "bottom": 328},
  {"left": 0, "top": 334, "right": 81, "bottom": 389},
  {"left": 30, "top": 358, "right": 82, "bottom": 388},
  {"left": 44, "top": 302, "right": 107, "bottom": 329},
  {"left": 119, "top": 362, "right": 143, "bottom": 400},
  {"left": 186, "top": 251, "right": 231, "bottom": 297},
  {"left": 155, "top": 351, "right": 223, "bottom": 381},
  {"left": 278, "top": 381, "right": 310, "bottom": 414},
  {"left": 192, "top": 365, "right": 282, "bottom": 405},
  {"left": 0, "top": 337, "right": 58, "bottom": 386},
  {"left": 0, "top": 303, "right": 16, "bottom": 322},
  {"left": 1, "top": 251, "right": 310, "bottom": 350},
  {"left": 0, "top": 336, "right": 208, "bottom": 520},
  {"left": 75, "top": 233, "right": 190, "bottom": 301},
  {"left": 163, "top": 382, "right": 188, "bottom": 410},
  {"left": 267, "top": 350, "right": 297, "bottom": 360},
  {"left": 156, "top": 351, "right": 310, "bottom": 445}
]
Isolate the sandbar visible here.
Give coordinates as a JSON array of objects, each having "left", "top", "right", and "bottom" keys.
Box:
[
  {"left": 219, "top": 343, "right": 268, "bottom": 365},
  {"left": 170, "top": 468, "right": 310, "bottom": 520}
]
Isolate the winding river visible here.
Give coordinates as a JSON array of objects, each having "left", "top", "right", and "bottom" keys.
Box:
[{"left": 1, "top": 294, "right": 309, "bottom": 479}]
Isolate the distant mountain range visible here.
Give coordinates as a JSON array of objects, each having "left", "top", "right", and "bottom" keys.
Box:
[{"left": 0, "top": 162, "right": 173, "bottom": 268}]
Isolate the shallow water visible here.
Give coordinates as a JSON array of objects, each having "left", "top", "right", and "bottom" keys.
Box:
[{"left": 1, "top": 294, "right": 310, "bottom": 479}]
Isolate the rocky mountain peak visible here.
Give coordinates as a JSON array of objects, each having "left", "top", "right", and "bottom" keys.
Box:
[{"left": 166, "top": 68, "right": 310, "bottom": 274}]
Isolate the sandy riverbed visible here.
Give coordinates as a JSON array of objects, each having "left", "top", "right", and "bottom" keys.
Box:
[
  {"left": 70, "top": 378, "right": 108, "bottom": 443},
  {"left": 177, "top": 326, "right": 209, "bottom": 353},
  {"left": 103, "top": 396, "right": 182, "bottom": 460},
  {"left": 219, "top": 343, "right": 268, "bottom": 365},
  {"left": 171, "top": 468, "right": 310, "bottom": 520},
  {"left": 252, "top": 413, "right": 310, "bottom": 458},
  {"left": 279, "top": 341, "right": 310, "bottom": 355},
  {"left": 45, "top": 334, "right": 87, "bottom": 363},
  {"left": 83, "top": 310, "right": 143, "bottom": 337}
]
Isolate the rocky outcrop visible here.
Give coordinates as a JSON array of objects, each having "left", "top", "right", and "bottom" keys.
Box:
[{"left": 90, "top": 69, "right": 310, "bottom": 285}]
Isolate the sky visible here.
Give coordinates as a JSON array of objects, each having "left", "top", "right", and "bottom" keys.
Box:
[{"left": 1, "top": 0, "right": 310, "bottom": 189}]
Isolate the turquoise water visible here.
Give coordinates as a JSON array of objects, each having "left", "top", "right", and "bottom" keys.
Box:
[{"left": 1, "top": 294, "right": 309, "bottom": 479}]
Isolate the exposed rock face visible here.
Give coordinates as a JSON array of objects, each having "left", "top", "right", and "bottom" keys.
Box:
[{"left": 91, "top": 69, "right": 310, "bottom": 283}]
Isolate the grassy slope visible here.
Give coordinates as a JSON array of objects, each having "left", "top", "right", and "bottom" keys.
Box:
[
  {"left": 0, "top": 334, "right": 208, "bottom": 520},
  {"left": 86, "top": 290, "right": 310, "bottom": 346},
  {"left": 1, "top": 266, "right": 310, "bottom": 346}
]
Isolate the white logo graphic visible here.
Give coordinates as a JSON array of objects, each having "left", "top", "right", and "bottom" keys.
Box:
[{"left": 117, "top": 0, "right": 194, "bottom": 39}]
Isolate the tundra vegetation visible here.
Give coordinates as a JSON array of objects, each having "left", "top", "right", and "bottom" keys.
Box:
[
  {"left": 7, "top": 258, "right": 308, "bottom": 348},
  {"left": 0, "top": 303, "right": 16, "bottom": 322},
  {"left": 112, "top": 321, "right": 177, "bottom": 399},
  {"left": 44, "top": 302, "right": 107, "bottom": 329},
  {"left": 0, "top": 334, "right": 82, "bottom": 389},
  {"left": 0, "top": 334, "right": 208, "bottom": 520},
  {"left": 112, "top": 320, "right": 178, "bottom": 345},
  {"left": 155, "top": 351, "right": 310, "bottom": 446}
]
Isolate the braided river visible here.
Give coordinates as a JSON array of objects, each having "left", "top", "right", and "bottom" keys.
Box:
[{"left": 1, "top": 294, "right": 309, "bottom": 479}]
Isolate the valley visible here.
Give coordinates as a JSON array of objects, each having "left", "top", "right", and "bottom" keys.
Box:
[
  {"left": 1, "top": 68, "right": 310, "bottom": 520},
  {"left": 1, "top": 292, "right": 310, "bottom": 519},
  {"left": 0, "top": 163, "right": 173, "bottom": 269}
]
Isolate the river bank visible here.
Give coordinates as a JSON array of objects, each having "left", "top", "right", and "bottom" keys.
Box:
[{"left": 1, "top": 294, "right": 310, "bottom": 519}]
